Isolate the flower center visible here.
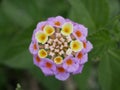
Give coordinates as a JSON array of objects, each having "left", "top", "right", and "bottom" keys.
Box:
[
  {"left": 35, "top": 23, "right": 84, "bottom": 65},
  {"left": 38, "top": 49, "right": 47, "bottom": 58},
  {"left": 75, "top": 30, "right": 82, "bottom": 37},
  {"left": 57, "top": 67, "right": 65, "bottom": 73},
  {"left": 70, "top": 40, "right": 83, "bottom": 52},
  {"left": 45, "top": 28, "right": 72, "bottom": 59},
  {"left": 33, "top": 43, "right": 37, "bottom": 50},
  {"left": 64, "top": 28, "right": 69, "bottom": 33},
  {"left": 66, "top": 59, "right": 73, "bottom": 65},
  {"left": 40, "top": 35, "right": 46, "bottom": 40},
  {"left": 83, "top": 42, "right": 87, "bottom": 48},
  {"left": 48, "top": 29, "right": 53, "bottom": 33},
  {"left": 77, "top": 52, "right": 83, "bottom": 59},
  {"left": 36, "top": 56, "right": 41, "bottom": 62},
  {"left": 73, "top": 43, "right": 77, "bottom": 48},
  {"left": 46, "top": 62, "right": 52, "bottom": 68},
  {"left": 55, "top": 21, "right": 61, "bottom": 26},
  {"left": 54, "top": 56, "right": 63, "bottom": 64}
]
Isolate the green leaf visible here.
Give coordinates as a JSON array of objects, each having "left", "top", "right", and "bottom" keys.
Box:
[
  {"left": 0, "top": 68, "right": 7, "bottom": 89},
  {"left": 1, "top": 0, "right": 69, "bottom": 28},
  {"left": 0, "top": 24, "right": 34, "bottom": 66},
  {"left": 98, "top": 48, "right": 120, "bottom": 90},
  {"left": 3, "top": 50, "right": 33, "bottom": 69},
  {"left": 109, "top": 0, "right": 120, "bottom": 18},
  {"left": 88, "top": 29, "right": 114, "bottom": 60},
  {"left": 68, "top": 0, "right": 109, "bottom": 34},
  {"left": 98, "top": 53, "right": 112, "bottom": 90},
  {"left": 81, "top": 0, "right": 109, "bottom": 28},
  {"left": 68, "top": 0, "right": 96, "bottom": 34},
  {"left": 89, "top": 28, "right": 120, "bottom": 90},
  {"left": 109, "top": 50, "right": 120, "bottom": 90},
  {"left": 1, "top": 0, "right": 34, "bottom": 29},
  {"left": 72, "top": 62, "right": 92, "bottom": 90},
  {"left": 109, "top": 17, "right": 120, "bottom": 42}
]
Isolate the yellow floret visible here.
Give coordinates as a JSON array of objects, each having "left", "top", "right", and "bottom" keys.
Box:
[
  {"left": 54, "top": 56, "right": 63, "bottom": 64},
  {"left": 44, "top": 25, "right": 55, "bottom": 36},
  {"left": 38, "top": 49, "right": 47, "bottom": 58},
  {"left": 70, "top": 40, "right": 83, "bottom": 52},
  {"left": 61, "top": 22, "right": 73, "bottom": 36},
  {"left": 35, "top": 32, "right": 48, "bottom": 44}
]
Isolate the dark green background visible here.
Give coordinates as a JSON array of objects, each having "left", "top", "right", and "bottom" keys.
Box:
[{"left": 0, "top": 0, "right": 120, "bottom": 90}]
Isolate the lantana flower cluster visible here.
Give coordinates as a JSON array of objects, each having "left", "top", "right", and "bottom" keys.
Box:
[{"left": 29, "top": 16, "right": 93, "bottom": 81}]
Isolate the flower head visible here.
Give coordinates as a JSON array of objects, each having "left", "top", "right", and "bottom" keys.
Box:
[{"left": 29, "top": 16, "right": 93, "bottom": 81}]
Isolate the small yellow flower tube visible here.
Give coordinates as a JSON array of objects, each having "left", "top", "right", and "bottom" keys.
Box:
[
  {"left": 61, "top": 22, "right": 73, "bottom": 36},
  {"left": 35, "top": 32, "right": 48, "bottom": 44},
  {"left": 70, "top": 40, "right": 83, "bottom": 52},
  {"left": 38, "top": 49, "right": 47, "bottom": 58}
]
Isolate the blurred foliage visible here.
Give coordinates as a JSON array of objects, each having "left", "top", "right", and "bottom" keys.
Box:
[
  {"left": 16, "top": 83, "right": 22, "bottom": 90},
  {"left": 0, "top": 0, "right": 120, "bottom": 90}
]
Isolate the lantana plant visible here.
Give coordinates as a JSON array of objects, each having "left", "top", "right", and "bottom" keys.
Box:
[{"left": 29, "top": 16, "right": 93, "bottom": 81}]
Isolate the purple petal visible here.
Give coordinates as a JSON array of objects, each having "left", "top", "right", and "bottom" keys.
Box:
[
  {"left": 36, "top": 21, "right": 47, "bottom": 31},
  {"left": 48, "top": 16, "right": 65, "bottom": 28},
  {"left": 39, "top": 58, "right": 56, "bottom": 76},
  {"left": 83, "top": 41, "right": 93, "bottom": 53},
  {"left": 55, "top": 72, "right": 70, "bottom": 81},
  {"left": 78, "top": 24, "right": 88, "bottom": 37},
  {"left": 64, "top": 63, "right": 79, "bottom": 72},
  {"left": 63, "top": 56, "right": 79, "bottom": 72},
  {"left": 54, "top": 65, "right": 70, "bottom": 81},
  {"left": 65, "top": 19, "right": 77, "bottom": 26},
  {"left": 33, "top": 55, "right": 42, "bottom": 67},
  {"left": 86, "top": 41, "right": 93, "bottom": 52},
  {"left": 41, "top": 67, "right": 54, "bottom": 76},
  {"left": 73, "top": 24, "right": 88, "bottom": 41},
  {"left": 72, "top": 65, "right": 84, "bottom": 74},
  {"left": 79, "top": 54, "right": 88, "bottom": 64},
  {"left": 75, "top": 51, "right": 88, "bottom": 64},
  {"left": 47, "top": 17, "right": 54, "bottom": 21},
  {"left": 29, "top": 41, "right": 38, "bottom": 55}
]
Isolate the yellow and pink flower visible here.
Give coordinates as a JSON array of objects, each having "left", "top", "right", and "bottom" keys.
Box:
[
  {"left": 35, "top": 31, "right": 48, "bottom": 44},
  {"left": 38, "top": 49, "right": 47, "bottom": 58},
  {"left": 29, "top": 16, "right": 93, "bottom": 81},
  {"left": 61, "top": 22, "right": 73, "bottom": 36},
  {"left": 44, "top": 25, "right": 55, "bottom": 36},
  {"left": 54, "top": 56, "right": 63, "bottom": 64},
  {"left": 70, "top": 40, "right": 83, "bottom": 52}
]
